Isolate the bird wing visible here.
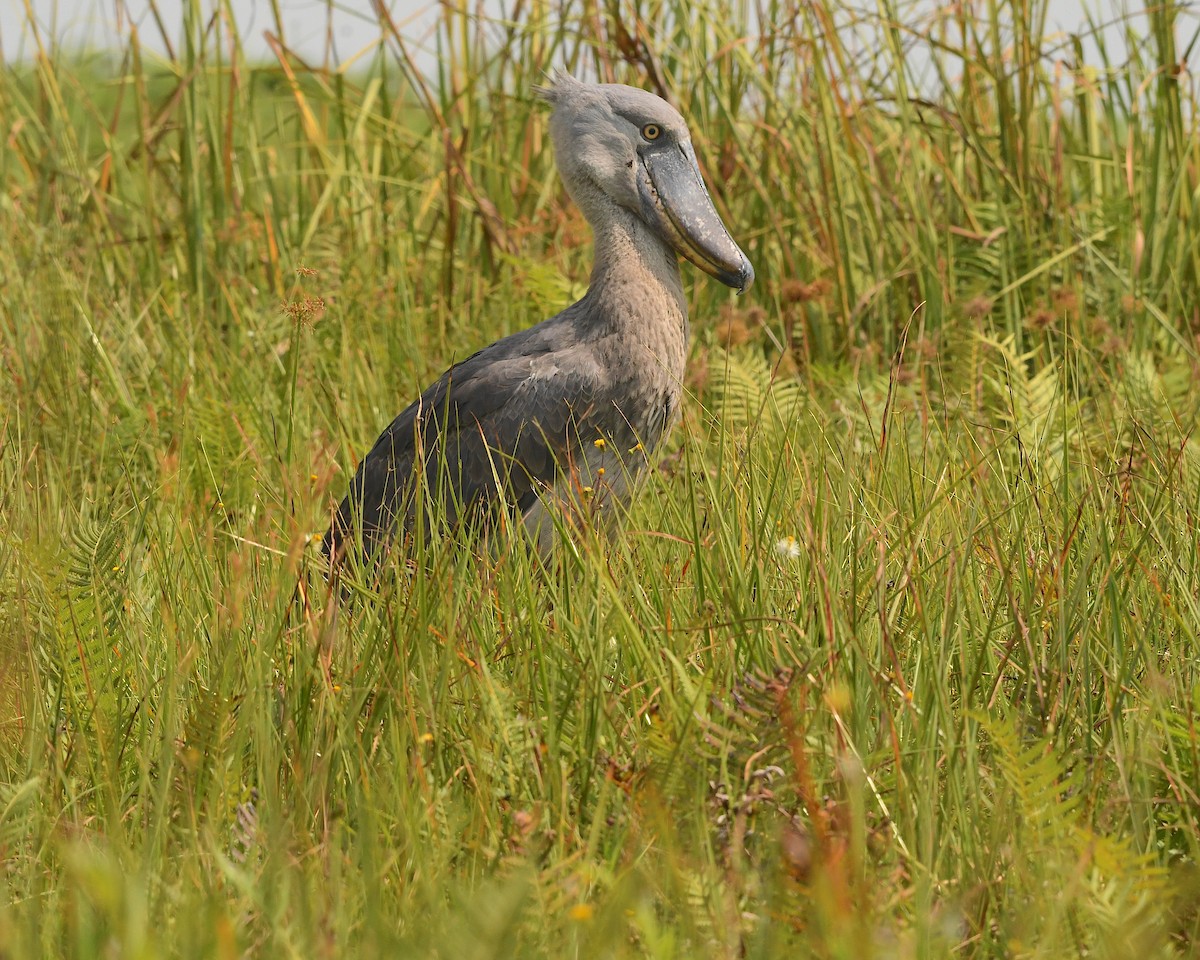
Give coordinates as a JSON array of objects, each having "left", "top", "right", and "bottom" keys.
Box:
[{"left": 325, "top": 329, "right": 604, "bottom": 561}]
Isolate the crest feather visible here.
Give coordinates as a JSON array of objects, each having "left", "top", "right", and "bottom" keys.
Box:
[{"left": 534, "top": 69, "right": 584, "bottom": 105}]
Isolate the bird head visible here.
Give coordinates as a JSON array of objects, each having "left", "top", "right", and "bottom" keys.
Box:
[{"left": 536, "top": 72, "right": 754, "bottom": 294}]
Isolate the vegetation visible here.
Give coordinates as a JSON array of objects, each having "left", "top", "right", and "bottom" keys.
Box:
[{"left": 2, "top": 0, "right": 1199, "bottom": 955}]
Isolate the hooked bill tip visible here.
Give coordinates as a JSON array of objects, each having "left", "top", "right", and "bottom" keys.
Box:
[
  {"left": 734, "top": 257, "right": 755, "bottom": 295},
  {"left": 717, "top": 255, "right": 754, "bottom": 294}
]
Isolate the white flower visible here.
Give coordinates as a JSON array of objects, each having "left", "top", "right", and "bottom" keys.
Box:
[{"left": 775, "top": 536, "right": 801, "bottom": 559}]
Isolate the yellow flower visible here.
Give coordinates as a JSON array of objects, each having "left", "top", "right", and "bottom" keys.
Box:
[
  {"left": 593, "top": 437, "right": 606, "bottom": 449},
  {"left": 568, "top": 904, "right": 594, "bottom": 922},
  {"left": 824, "top": 683, "right": 851, "bottom": 713}
]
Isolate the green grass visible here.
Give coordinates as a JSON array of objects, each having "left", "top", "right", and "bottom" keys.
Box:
[{"left": 2, "top": 0, "right": 1200, "bottom": 956}]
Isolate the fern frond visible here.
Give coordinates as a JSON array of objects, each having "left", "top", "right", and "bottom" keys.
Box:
[
  {"left": 707, "top": 347, "right": 807, "bottom": 440},
  {"left": 983, "top": 716, "right": 1084, "bottom": 836},
  {"left": 980, "top": 335, "right": 1073, "bottom": 477},
  {"left": 978, "top": 714, "right": 1170, "bottom": 941},
  {"left": 34, "top": 512, "right": 137, "bottom": 739}
]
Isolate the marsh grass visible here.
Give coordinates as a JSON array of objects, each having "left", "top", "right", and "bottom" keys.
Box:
[{"left": 2, "top": 0, "right": 1200, "bottom": 956}]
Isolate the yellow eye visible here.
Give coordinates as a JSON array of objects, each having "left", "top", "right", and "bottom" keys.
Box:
[{"left": 641, "top": 123, "right": 662, "bottom": 141}]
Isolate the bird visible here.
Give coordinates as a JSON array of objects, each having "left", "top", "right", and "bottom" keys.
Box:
[{"left": 323, "top": 71, "right": 753, "bottom": 567}]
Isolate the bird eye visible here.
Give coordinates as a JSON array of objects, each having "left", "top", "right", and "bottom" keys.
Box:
[{"left": 641, "top": 123, "right": 662, "bottom": 141}]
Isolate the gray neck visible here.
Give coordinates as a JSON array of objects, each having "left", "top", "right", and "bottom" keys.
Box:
[{"left": 582, "top": 206, "right": 688, "bottom": 329}]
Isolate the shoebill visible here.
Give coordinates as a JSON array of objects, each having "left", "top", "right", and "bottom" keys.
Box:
[{"left": 324, "top": 71, "right": 754, "bottom": 565}]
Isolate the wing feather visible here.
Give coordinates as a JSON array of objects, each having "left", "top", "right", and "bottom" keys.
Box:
[{"left": 324, "top": 330, "right": 602, "bottom": 562}]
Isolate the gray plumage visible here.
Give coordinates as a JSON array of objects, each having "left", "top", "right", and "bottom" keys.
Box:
[{"left": 324, "top": 72, "right": 753, "bottom": 563}]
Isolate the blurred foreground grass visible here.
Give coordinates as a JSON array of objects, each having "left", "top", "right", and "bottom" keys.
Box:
[{"left": 1, "top": 0, "right": 1200, "bottom": 956}]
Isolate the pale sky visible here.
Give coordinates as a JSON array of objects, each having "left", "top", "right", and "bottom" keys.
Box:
[
  {"left": 2, "top": 0, "right": 443, "bottom": 67},
  {"left": 0, "top": 0, "right": 1167, "bottom": 75}
]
